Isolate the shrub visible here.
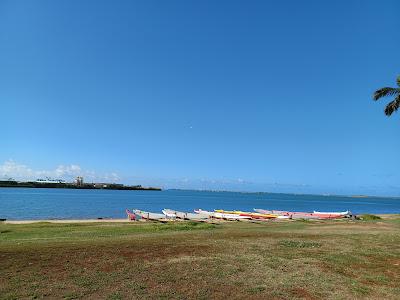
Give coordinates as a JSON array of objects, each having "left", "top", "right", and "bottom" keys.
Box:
[{"left": 360, "top": 214, "right": 381, "bottom": 221}]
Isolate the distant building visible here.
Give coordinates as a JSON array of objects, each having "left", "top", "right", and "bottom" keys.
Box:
[
  {"left": 75, "top": 176, "right": 84, "bottom": 186},
  {"left": 35, "top": 177, "right": 65, "bottom": 184},
  {"left": 93, "top": 183, "right": 123, "bottom": 189}
]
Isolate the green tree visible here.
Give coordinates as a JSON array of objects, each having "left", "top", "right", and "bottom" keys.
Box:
[{"left": 373, "top": 76, "right": 400, "bottom": 116}]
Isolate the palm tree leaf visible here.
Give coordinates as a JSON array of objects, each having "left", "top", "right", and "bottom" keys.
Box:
[
  {"left": 384, "top": 95, "right": 400, "bottom": 116},
  {"left": 397, "top": 76, "right": 400, "bottom": 87},
  {"left": 373, "top": 87, "right": 400, "bottom": 101}
]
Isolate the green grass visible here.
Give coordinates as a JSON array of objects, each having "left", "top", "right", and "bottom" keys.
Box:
[
  {"left": 0, "top": 221, "right": 216, "bottom": 244},
  {"left": 359, "top": 214, "right": 382, "bottom": 220},
  {"left": 278, "top": 239, "right": 322, "bottom": 248},
  {"left": 1, "top": 217, "right": 399, "bottom": 299}
]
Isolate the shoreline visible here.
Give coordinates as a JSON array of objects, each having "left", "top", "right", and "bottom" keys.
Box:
[
  {"left": 2, "top": 219, "right": 130, "bottom": 224},
  {"left": 2, "top": 213, "right": 399, "bottom": 224},
  {"left": 0, "top": 184, "right": 161, "bottom": 191}
]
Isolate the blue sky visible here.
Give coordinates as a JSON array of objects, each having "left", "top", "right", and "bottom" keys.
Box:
[{"left": 1, "top": 0, "right": 399, "bottom": 196}]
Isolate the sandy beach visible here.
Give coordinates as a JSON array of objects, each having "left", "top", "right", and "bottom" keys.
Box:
[
  {"left": 2, "top": 219, "right": 130, "bottom": 224},
  {"left": 2, "top": 213, "right": 397, "bottom": 224}
]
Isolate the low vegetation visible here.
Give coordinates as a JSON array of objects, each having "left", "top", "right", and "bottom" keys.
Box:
[
  {"left": 359, "top": 214, "right": 382, "bottom": 220},
  {"left": 1, "top": 217, "right": 400, "bottom": 299}
]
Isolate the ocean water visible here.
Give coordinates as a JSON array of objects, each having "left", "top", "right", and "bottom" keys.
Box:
[{"left": 0, "top": 188, "right": 399, "bottom": 220}]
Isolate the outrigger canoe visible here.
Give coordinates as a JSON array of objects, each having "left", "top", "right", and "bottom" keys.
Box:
[
  {"left": 134, "top": 209, "right": 165, "bottom": 221},
  {"left": 313, "top": 211, "right": 349, "bottom": 215},
  {"left": 254, "top": 209, "right": 320, "bottom": 219},
  {"left": 162, "top": 209, "right": 177, "bottom": 219},
  {"left": 194, "top": 209, "right": 251, "bottom": 220},
  {"left": 215, "top": 209, "right": 278, "bottom": 219},
  {"left": 194, "top": 209, "right": 214, "bottom": 217},
  {"left": 162, "top": 209, "right": 208, "bottom": 220},
  {"left": 213, "top": 212, "right": 252, "bottom": 220},
  {"left": 254, "top": 209, "right": 348, "bottom": 219}
]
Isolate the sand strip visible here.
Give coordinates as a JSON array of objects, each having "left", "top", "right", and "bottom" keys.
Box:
[{"left": 3, "top": 219, "right": 130, "bottom": 224}]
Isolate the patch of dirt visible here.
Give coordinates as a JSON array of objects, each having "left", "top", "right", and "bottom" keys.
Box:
[{"left": 291, "top": 287, "right": 317, "bottom": 300}]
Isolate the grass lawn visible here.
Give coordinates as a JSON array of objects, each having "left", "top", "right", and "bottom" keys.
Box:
[{"left": 1, "top": 217, "right": 399, "bottom": 299}]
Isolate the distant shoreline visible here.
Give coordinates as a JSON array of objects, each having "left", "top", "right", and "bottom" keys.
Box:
[
  {"left": 0, "top": 180, "right": 161, "bottom": 191},
  {"left": 166, "top": 189, "right": 400, "bottom": 199}
]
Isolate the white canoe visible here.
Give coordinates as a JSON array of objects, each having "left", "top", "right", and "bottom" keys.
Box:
[
  {"left": 313, "top": 211, "right": 349, "bottom": 215},
  {"left": 162, "top": 209, "right": 177, "bottom": 218},
  {"left": 134, "top": 210, "right": 165, "bottom": 220},
  {"left": 254, "top": 208, "right": 322, "bottom": 220},
  {"left": 194, "top": 209, "right": 214, "bottom": 216},
  {"left": 255, "top": 208, "right": 349, "bottom": 217},
  {"left": 164, "top": 209, "right": 208, "bottom": 220}
]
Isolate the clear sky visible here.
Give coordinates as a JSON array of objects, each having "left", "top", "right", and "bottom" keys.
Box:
[{"left": 1, "top": 0, "right": 399, "bottom": 196}]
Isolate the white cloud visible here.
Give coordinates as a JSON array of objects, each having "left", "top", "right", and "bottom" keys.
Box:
[
  {"left": 0, "top": 160, "right": 120, "bottom": 183},
  {"left": 0, "top": 160, "right": 35, "bottom": 179},
  {"left": 55, "top": 165, "right": 82, "bottom": 177}
]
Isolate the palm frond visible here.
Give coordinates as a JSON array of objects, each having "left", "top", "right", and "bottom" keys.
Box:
[
  {"left": 373, "top": 87, "right": 400, "bottom": 101},
  {"left": 384, "top": 95, "right": 400, "bottom": 116},
  {"left": 397, "top": 76, "right": 400, "bottom": 87}
]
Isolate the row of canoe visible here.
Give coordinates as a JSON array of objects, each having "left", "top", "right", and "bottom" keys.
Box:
[
  {"left": 126, "top": 208, "right": 350, "bottom": 221},
  {"left": 254, "top": 209, "right": 350, "bottom": 219}
]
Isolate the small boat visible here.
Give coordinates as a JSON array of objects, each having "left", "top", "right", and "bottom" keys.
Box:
[
  {"left": 257, "top": 209, "right": 323, "bottom": 219},
  {"left": 313, "top": 211, "right": 349, "bottom": 216},
  {"left": 254, "top": 209, "right": 347, "bottom": 220},
  {"left": 162, "top": 209, "right": 177, "bottom": 219},
  {"left": 163, "top": 209, "right": 209, "bottom": 220},
  {"left": 194, "top": 209, "right": 251, "bottom": 220},
  {"left": 194, "top": 209, "right": 214, "bottom": 217},
  {"left": 134, "top": 209, "right": 165, "bottom": 221},
  {"left": 254, "top": 209, "right": 298, "bottom": 216},
  {"left": 126, "top": 209, "right": 136, "bottom": 221},
  {"left": 215, "top": 209, "right": 277, "bottom": 219},
  {"left": 212, "top": 212, "right": 252, "bottom": 220}
]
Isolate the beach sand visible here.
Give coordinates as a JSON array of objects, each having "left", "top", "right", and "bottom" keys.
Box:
[
  {"left": 3, "top": 219, "right": 130, "bottom": 224},
  {"left": 2, "top": 213, "right": 397, "bottom": 224}
]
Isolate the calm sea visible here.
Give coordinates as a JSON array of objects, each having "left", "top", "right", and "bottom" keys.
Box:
[{"left": 0, "top": 188, "right": 399, "bottom": 220}]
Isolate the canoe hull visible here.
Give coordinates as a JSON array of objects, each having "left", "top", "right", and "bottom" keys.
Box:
[
  {"left": 134, "top": 210, "right": 165, "bottom": 221},
  {"left": 254, "top": 208, "right": 348, "bottom": 220},
  {"left": 215, "top": 210, "right": 277, "bottom": 219},
  {"left": 163, "top": 209, "right": 208, "bottom": 220}
]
